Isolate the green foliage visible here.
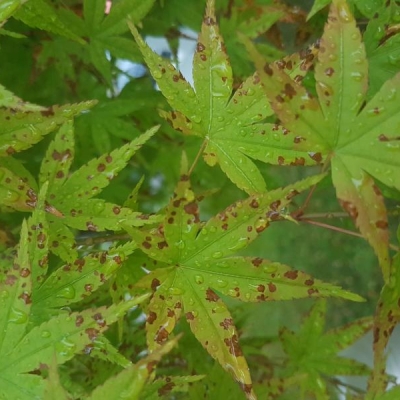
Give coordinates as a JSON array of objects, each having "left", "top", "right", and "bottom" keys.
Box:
[{"left": 0, "top": 0, "right": 399, "bottom": 399}]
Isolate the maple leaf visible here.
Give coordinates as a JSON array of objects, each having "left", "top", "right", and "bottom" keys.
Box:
[
  {"left": 129, "top": 0, "right": 323, "bottom": 195},
  {"left": 280, "top": 299, "right": 373, "bottom": 399},
  {"left": 56, "top": 0, "right": 156, "bottom": 84},
  {"left": 128, "top": 166, "right": 363, "bottom": 399},
  {"left": 0, "top": 207, "right": 150, "bottom": 399},
  {"left": 39, "top": 122, "right": 161, "bottom": 261},
  {"left": 0, "top": 97, "right": 94, "bottom": 213},
  {"left": 253, "top": 0, "right": 399, "bottom": 279},
  {"left": 86, "top": 337, "right": 185, "bottom": 400}
]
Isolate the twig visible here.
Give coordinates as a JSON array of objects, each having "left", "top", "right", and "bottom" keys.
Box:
[
  {"left": 188, "top": 139, "right": 208, "bottom": 176},
  {"left": 301, "top": 219, "right": 400, "bottom": 252}
]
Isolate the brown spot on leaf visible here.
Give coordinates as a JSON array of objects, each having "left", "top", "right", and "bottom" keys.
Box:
[
  {"left": 20, "top": 268, "right": 30, "bottom": 277},
  {"left": 206, "top": 288, "right": 219, "bottom": 302},
  {"left": 376, "top": 220, "right": 388, "bottom": 229},
  {"left": 184, "top": 202, "right": 198, "bottom": 215},
  {"left": 97, "top": 163, "right": 106, "bottom": 172},
  {"left": 291, "top": 157, "right": 305, "bottom": 166},
  {"left": 284, "top": 270, "right": 298, "bottom": 280},
  {"left": 224, "top": 334, "right": 242, "bottom": 356},
  {"left": 305, "top": 278, "right": 314, "bottom": 286},
  {"left": 85, "top": 327, "right": 99, "bottom": 341},
  {"left": 151, "top": 278, "right": 160, "bottom": 291},
  {"left": 268, "top": 282, "right": 277, "bottom": 292},
  {"left": 309, "top": 152, "right": 322, "bottom": 162},
  {"left": 278, "top": 156, "right": 285, "bottom": 165},
  {"left": 84, "top": 284, "right": 93, "bottom": 292},
  {"left": 219, "top": 318, "right": 233, "bottom": 330},
  {"left": 264, "top": 64, "right": 273, "bottom": 76},
  {"left": 19, "top": 292, "right": 31, "bottom": 304},
  {"left": 148, "top": 311, "right": 157, "bottom": 324},
  {"left": 112, "top": 206, "right": 121, "bottom": 215},
  {"left": 378, "top": 134, "right": 389, "bottom": 141},
  {"left": 308, "top": 288, "right": 319, "bottom": 295},
  {"left": 283, "top": 83, "right": 296, "bottom": 99},
  {"left": 257, "top": 284, "right": 265, "bottom": 292},
  {"left": 340, "top": 200, "right": 358, "bottom": 219},
  {"left": 186, "top": 311, "right": 195, "bottom": 320},
  {"left": 156, "top": 327, "right": 169, "bottom": 344},
  {"left": 158, "top": 241, "right": 168, "bottom": 249},
  {"left": 250, "top": 199, "right": 259, "bottom": 208},
  {"left": 142, "top": 241, "right": 151, "bottom": 249},
  {"left": 75, "top": 315, "right": 84, "bottom": 327},
  {"left": 204, "top": 16, "right": 216, "bottom": 25},
  {"left": 167, "top": 308, "right": 175, "bottom": 318},
  {"left": 252, "top": 258, "right": 262, "bottom": 267},
  {"left": 158, "top": 382, "right": 175, "bottom": 396},
  {"left": 86, "top": 222, "right": 97, "bottom": 232},
  {"left": 325, "top": 67, "right": 334, "bottom": 76}
]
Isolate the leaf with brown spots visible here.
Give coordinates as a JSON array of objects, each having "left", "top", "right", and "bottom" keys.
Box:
[
  {"left": 40, "top": 123, "right": 161, "bottom": 232},
  {"left": 86, "top": 336, "right": 179, "bottom": 400},
  {"left": 0, "top": 292, "right": 149, "bottom": 400},
  {"left": 26, "top": 183, "right": 49, "bottom": 288},
  {"left": 140, "top": 374, "right": 204, "bottom": 399},
  {"left": 32, "top": 241, "right": 138, "bottom": 324},
  {"left": 131, "top": 172, "right": 362, "bottom": 400},
  {"left": 255, "top": 0, "right": 398, "bottom": 279},
  {"left": 368, "top": 250, "right": 400, "bottom": 395},
  {"left": 280, "top": 300, "right": 373, "bottom": 398},
  {"left": 129, "top": 1, "right": 321, "bottom": 194},
  {"left": 0, "top": 101, "right": 95, "bottom": 157}
]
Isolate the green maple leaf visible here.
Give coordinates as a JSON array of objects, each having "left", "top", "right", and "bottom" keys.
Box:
[
  {"left": 280, "top": 299, "right": 373, "bottom": 399},
  {"left": 57, "top": 0, "right": 156, "bottom": 84},
  {"left": 38, "top": 122, "right": 160, "bottom": 261},
  {"left": 129, "top": 0, "right": 323, "bottom": 195},
  {"left": 128, "top": 164, "right": 362, "bottom": 399},
  {"left": 254, "top": 0, "right": 399, "bottom": 279},
  {"left": 0, "top": 99, "right": 94, "bottom": 213},
  {"left": 0, "top": 205, "right": 150, "bottom": 399}
]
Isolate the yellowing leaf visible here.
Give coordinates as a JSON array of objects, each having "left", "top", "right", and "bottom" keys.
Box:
[{"left": 254, "top": 0, "right": 398, "bottom": 279}]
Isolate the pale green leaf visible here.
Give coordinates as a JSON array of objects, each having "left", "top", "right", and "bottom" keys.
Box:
[
  {"left": 86, "top": 336, "right": 178, "bottom": 400},
  {"left": 255, "top": 0, "right": 397, "bottom": 278},
  {"left": 0, "top": 83, "right": 44, "bottom": 110}
]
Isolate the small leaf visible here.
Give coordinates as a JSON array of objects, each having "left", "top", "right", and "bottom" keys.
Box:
[
  {"left": 280, "top": 300, "right": 373, "bottom": 398},
  {"left": 32, "top": 241, "right": 137, "bottom": 315},
  {"left": 0, "top": 101, "right": 95, "bottom": 156},
  {"left": 86, "top": 336, "right": 179, "bottom": 400}
]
